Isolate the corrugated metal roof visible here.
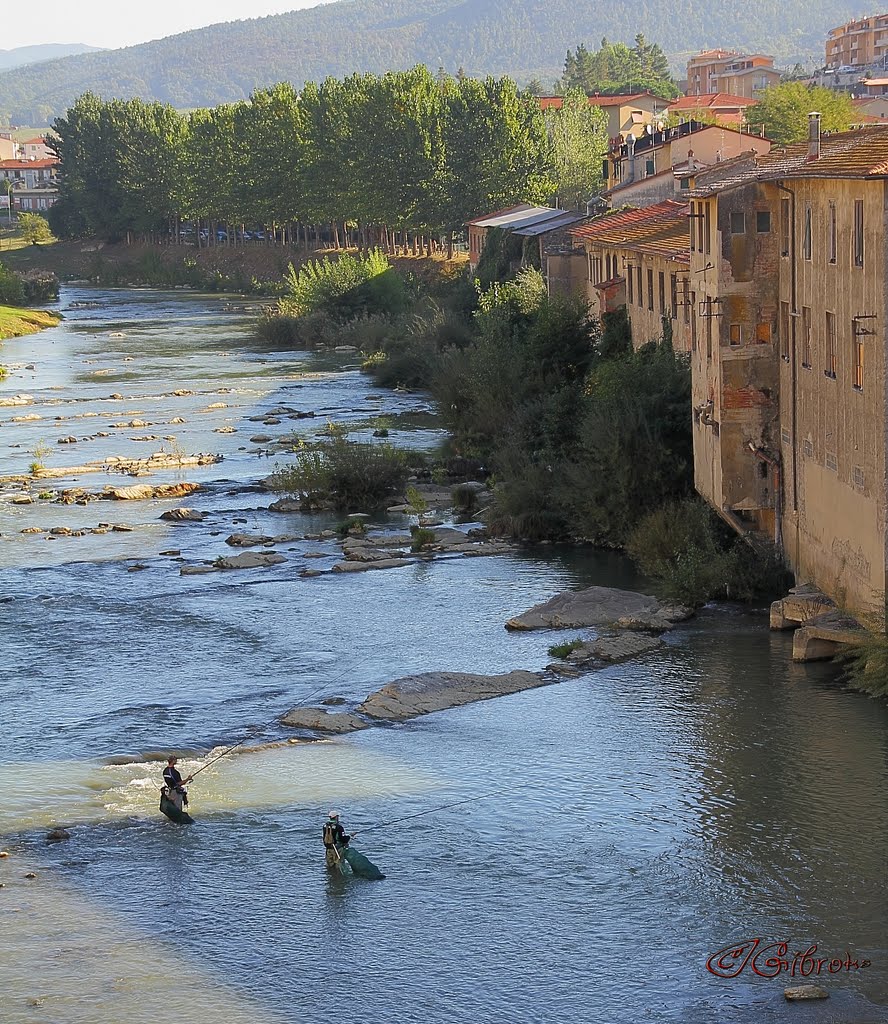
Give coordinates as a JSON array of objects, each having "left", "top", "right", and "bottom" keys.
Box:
[
  {"left": 468, "top": 204, "right": 569, "bottom": 231},
  {"left": 511, "top": 210, "right": 586, "bottom": 236}
]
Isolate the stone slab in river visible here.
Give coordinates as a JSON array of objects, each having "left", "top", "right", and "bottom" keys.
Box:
[
  {"left": 357, "top": 670, "right": 545, "bottom": 721},
  {"left": 280, "top": 707, "right": 369, "bottom": 733},
  {"left": 506, "top": 586, "right": 660, "bottom": 631}
]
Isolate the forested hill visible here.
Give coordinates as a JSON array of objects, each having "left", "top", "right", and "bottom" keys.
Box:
[
  {"left": 0, "top": 43, "right": 100, "bottom": 72},
  {"left": 0, "top": 0, "right": 869, "bottom": 125}
]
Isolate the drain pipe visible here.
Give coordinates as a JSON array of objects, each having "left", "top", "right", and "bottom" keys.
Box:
[{"left": 774, "top": 181, "right": 798, "bottom": 569}]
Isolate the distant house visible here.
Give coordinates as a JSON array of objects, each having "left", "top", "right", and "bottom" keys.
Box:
[
  {"left": 0, "top": 157, "right": 59, "bottom": 189},
  {"left": 686, "top": 49, "right": 781, "bottom": 98},
  {"left": 667, "top": 93, "right": 758, "bottom": 127},
  {"left": 16, "top": 136, "right": 53, "bottom": 160},
  {"left": 565, "top": 199, "right": 692, "bottom": 351},
  {"left": 466, "top": 204, "right": 586, "bottom": 270},
  {"left": 851, "top": 96, "right": 888, "bottom": 122},
  {"left": 603, "top": 122, "right": 771, "bottom": 207},
  {"left": 538, "top": 92, "right": 672, "bottom": 139}
]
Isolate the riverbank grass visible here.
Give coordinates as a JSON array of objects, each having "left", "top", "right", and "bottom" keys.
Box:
[{"left": 0, "top": 304, "right": 59, "bottom": 340}]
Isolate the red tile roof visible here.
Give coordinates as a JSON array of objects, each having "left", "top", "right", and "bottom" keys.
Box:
[
  {"left": 538, "top": 91, "right": 670, "bottom": 110},
  {"left": 684, "top": 124, "right": 888, "bottom": 194},
  {"left": 569, "top": 199, "right": 690, "bottom": 261},
  {"left": 669, "top": 93, "right": 758, "bottom": 110},
  {"left": 0, "top": 158, "right": 58, "bottom": 169}
]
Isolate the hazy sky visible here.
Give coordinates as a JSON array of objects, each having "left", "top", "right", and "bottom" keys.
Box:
[{"left": 5, "top": 1, "right": 328, "bottom": 50}]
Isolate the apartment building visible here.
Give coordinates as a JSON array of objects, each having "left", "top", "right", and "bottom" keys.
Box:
[
  {"left": 826, "top": 14, "right": 888, "bottom": 70},
  {"left": 567, "top": 200, "right": 692, "bottom": 351},
  {"left": 686, "top": 49, "right": 781, "bottom": 98},
  {"left": 686, "top": 120, "right": 888, "bottom": 621}
]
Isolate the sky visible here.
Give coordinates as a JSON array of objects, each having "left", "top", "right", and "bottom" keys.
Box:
[{"left": 4, "top": 1, "right": 328, "bottom": 51}]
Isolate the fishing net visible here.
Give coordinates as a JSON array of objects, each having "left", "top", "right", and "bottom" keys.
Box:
[{"left": 342, "top": 846, "right": 385, "bottom": 880}]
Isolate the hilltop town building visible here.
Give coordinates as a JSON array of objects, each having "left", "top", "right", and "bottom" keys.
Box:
[
  {"left": 826, "top": 14, "right": 888, "bottom": 70},
  {"left": 686, "top": 49, "right": 781, "bottom": 98},
  {"left": 538, "top": 92, "right": 671, "bottom": 138}
]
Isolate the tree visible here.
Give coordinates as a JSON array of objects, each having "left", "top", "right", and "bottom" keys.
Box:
[
  {"left": 745, "top": 82, "right": 853, "bottom": 145},
  {"left": 18, "top": 212, "right": 52, "bottom": 245},
  {"left": 545, "top": 87, "right": 609, "bottom": 210}
]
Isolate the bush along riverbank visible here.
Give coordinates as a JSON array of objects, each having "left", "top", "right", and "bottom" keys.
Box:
[
  {"left": 258, "top": 239, "right": 788, "bottom": 609},
  {"left": 0, "top": 258, "right": 60, "bottom": 353}
]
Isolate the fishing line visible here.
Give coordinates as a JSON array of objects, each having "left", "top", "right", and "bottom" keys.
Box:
[{"left": 354, "top": 790, "right": 502, "bottom": 836}]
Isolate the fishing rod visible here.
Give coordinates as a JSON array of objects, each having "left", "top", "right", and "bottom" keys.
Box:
[
  {"left": 354, "top": 791, "right": 499, "bottom": 837},
  {"left": 185, "top": 683, "right": 330, "bottom": 783}
]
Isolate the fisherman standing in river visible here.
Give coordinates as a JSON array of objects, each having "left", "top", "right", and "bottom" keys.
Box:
[
  {"left": 322, "top": 810, "right": 350, "bottom": 868},
  {"left": 162, "top": 756, "right": 192, "bottom": 812}
]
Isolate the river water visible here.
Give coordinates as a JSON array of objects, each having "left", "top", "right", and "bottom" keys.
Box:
[{"left": 0, "top": 287, "right": 886, "bottom": 1024}]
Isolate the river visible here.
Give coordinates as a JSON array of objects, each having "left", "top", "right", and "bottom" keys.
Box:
[{"left": 0, "top": 287, "right": 886, "bottom": 1024}]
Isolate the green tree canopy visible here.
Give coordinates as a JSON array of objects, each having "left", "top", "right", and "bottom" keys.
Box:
[{"left": 745, "top": 82, "right": 853, "bottom": 145}]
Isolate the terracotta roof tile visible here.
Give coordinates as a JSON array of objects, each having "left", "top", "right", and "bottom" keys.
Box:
[
  {"left": 669, "top": 93, "right": 759, "bottom": 109},
  {"left": 569, "top": 199, "right": 690, "bottom": 261}
]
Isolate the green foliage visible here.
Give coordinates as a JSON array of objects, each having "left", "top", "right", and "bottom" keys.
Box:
[
  {"left": 0, "top": 365, "right": 7, "bottom": 380},
  {"left": 548, "top": 639, "right": 584, "bottom": 659},
  {"left": 17, "top": 212, "right": 53, "bottom": 245},
  {"left": 269, "top": 436, "right": 409, "bottom": 510},
  {"left": 545, "top": 87, "right": 609, "bottom": 210},
  {"left": 405, "top": 485, "right": 429, "bottom": 520},
  {"left": 410, "top": 526, "right": 437, "bottom": 551},
  {"left": 839, "top": 623, "right": 888, "bottom": 698},
  {"left": 627, "top": 498, "right": 792, "bottom": 606},
  {"left": 279, "top": 250, "right": 392, "bottom": 318},
  {"left": 559, "top": 37, "right": 679, "bottom": 99},
  {"left": 18, "top": 269, "right": 59, "bottom": 303},
  {"left": 745, "top": 83, "right": 853, "bottom": 145},
  {"left": 626, "top": 499, "right": 731, "bottom": 606},
  {"left": 451, "top": 483, "right": 479, "bottom": 512},
  {"left": 0, "top": 261, "right": 24, "bottom": 305},
  {"left": 336, "top": 516, "right": 368, "bottom": 537},
  {"left": 0, "top": 7, "right": 837, "bottom": 127}
]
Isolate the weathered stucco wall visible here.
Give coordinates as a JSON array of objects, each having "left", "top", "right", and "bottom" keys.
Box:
[{"left": 778, "top": 177, "right": 888, "bottom": 620}]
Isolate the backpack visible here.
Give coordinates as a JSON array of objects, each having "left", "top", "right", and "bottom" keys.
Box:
[{"left": 323, "top": 822, "right": 336, "bottom": 848}]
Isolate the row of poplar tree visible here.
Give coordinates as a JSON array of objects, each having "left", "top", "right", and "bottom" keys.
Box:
[{"left": 49, "top": 68, "right": 608, "bottom": 249}]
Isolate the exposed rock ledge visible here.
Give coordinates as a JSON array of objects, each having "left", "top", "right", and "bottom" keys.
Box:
[
  {"left": 506, "top": 586, "right": 691, "bottom": 632},
  {"left": 359, "top": 670, "right": 545, "bottom": 722}
]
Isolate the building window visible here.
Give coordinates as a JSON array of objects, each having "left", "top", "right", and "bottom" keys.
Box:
[
  {"left": 670, "top": 274, "right": 678, "bottom": 320},
  {"left": 825, "top": 451, "right": 838, "bottom": 472},
  {"left": 647, "top": 269, "right": 654, "bottom": 311},
  {"left": 689, "top": 205, "right": 696, "bottom": 251},
  {"left": 780, "top": 301, "right": 790, "bottom": 361},
  {"left": 780, "top": 198, "right": 790, "bottom": 256},
  {"left": 828, "top": 202, "right": 837, "bottom": 264},
  {"left": 605, "top": 254, "right": 611, "bottom": 280},
  {"left": 853, "top": 324, "right": 864, "bottom": 389},
  {"left": 755, "top": 322, "right": 772, "bottom": 344},
  {"left": 636, "top": 266, "right": 643, "bottom": 306},
  {"left": 704, "top": 203, "right": 711, "bottom": 254},
  {"left": 627, "top": 267, "right": 634, "bottom": 304},
  {"left": 854, "top": 199, "right": 864, "bottom": 266},
  {"left": 730, "top": 211, "right": 745, "bottom": 234},
  {"left": 683, "top": 281, "right": 690, "bottom": 325},
  {"left": 801, "top": 306, "right": 812, "bottom": 367},
  {"left": 729, "top": 323, "right": 742, "bottom": 346},
  {"left": 697, "top": 205, "right": 704, "bottom": 252},
  {"left": 803, "top": 439, "right": 814, "bottom": 458},
  {"left": 756, "top": 211, "right": 771, "bottom": 233},
  {"left": 658, "top": 272, "right": 666, "bottom": 315},
  {"left": 853, "top": 466, "right": 865, "bottom": 490},
  {"left": 802, "top": 204, "right": 812, "bottom": 260},
  {"left": 825, "top": 311, "right": 837, "bottom": 378}
]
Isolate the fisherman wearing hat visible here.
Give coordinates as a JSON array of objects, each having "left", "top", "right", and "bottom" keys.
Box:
[{"left": 322, "top": 810, "right": 350, "bottom": 868}]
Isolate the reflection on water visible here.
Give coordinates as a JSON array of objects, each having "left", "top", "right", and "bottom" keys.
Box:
[{"left": 1, "top": 289, "right": 887, "bottom": 1024}]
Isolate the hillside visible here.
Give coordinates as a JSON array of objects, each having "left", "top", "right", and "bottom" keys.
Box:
[
  {"left": 0, "top": 0, "right": 871, "bottom": 124},
  {"left": 0, "top": 43, "right": 101, "bottom": 72}
]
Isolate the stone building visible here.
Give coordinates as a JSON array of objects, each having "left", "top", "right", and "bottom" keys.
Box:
[
  {"left": 685, "top": 119, "right": 888, "bottom": 621},
  {"left": 566, "top": 200, "right": 692, "bottom": 351}
]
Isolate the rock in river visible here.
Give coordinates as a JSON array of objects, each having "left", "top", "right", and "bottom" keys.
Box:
[
  {"left": 505, "top": 586, "right": 689, "bottom": 631},
  {"left": 216, "top": 551, "right": 286, "bottom": 570},
  {"left": 160, "top": 508, "right": 204, "bottom": 522},
  {"left": 280, "top": 707, "right": 369, "bottom": 733},
  {"left": 357, "top": 670, "right": 546, "bottom": 722}
]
